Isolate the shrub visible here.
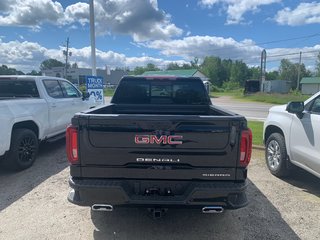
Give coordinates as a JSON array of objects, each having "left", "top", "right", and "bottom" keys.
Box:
[{"left": 222, "top": 81, "right": 241, "bottom": 91}]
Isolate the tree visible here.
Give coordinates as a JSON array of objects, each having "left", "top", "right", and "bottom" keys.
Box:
[
  {"left": 266, "top": 70, "right": 279, "bottom": 80},
  {"left": 166, "top": 62, "right": 181, "bottom": 70},
  {"left": 190, "top": 57, "right": 199, "bottom": 69},
  {"left": 248, "top": 67, "right": 261, "bottom": 80},
  {"left": 229, "top": 60, "right": 249, "bottom": 86},
  {"left": 131, "top": 63, "right": 160, "bottom": 75},
  {"left": 40, "top": 59, "right": 65, "bottom": 71},
  {"left": 279, "top": 59, "right": 311, "bottom": 89},
  {"left": 200, "top": 56, "right": 226, "bottom": 87},
  {"left": 181, "top": 63, "right": 193, "bottom": 69},
  {"left": 71, "top": 62, "right": 78, "bottom": 69},
  {"left": 26, "top": 70, "right": 42, "bottom": 76},
  {"left": 146, "top": 63, "right": 159, "bottom": 71},
  {"left": 0, "top": 65, "right": 24, "bottom": 75},
  {"left": 166, "top": 62, "right": 193, "bottom": 70}
]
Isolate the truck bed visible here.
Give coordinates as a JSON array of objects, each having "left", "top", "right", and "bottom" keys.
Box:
[{"left": 67, "top": 76, "right": 252, "bottom": 211}]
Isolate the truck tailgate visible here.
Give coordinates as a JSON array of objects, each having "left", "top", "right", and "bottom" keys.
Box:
[{"left": 75, "top": 115, "right": 244, "bottom": 180}]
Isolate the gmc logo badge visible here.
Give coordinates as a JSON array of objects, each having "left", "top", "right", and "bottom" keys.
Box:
[{"left": 135, "top": 135, "right": 183, "bottom": 145}]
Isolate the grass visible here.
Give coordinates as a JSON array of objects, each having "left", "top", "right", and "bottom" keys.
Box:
[
  {"left": 248, "top": 121, "right": 264, "bottom": 146},
  {"left": 241, "top": 92, "right": 310, "bottom": 104},
  {"left": 211, "top": 89, "right": 310, "bottom": 105},
  {"left": 103, "top": 88, "right": 116, "bottom": 96}
]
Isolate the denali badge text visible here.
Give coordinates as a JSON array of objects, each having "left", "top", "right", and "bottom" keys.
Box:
[
  {"left": 136, "top": 158, "right": 180, "bottom": 163},
  {"left": 135, "top": 135, "right": 183, "bottom": 145}
]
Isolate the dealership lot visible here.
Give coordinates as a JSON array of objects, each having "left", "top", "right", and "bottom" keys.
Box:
[{"left": 0, "top": 140, "right": 319, "bottom": 240}]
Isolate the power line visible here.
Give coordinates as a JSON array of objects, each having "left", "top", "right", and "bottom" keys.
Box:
[
  {"left": 208, "top": 32, "right": 320, "bottom": 53},
  {"left": 268, "top": 50, "right": 319, "bottom": 58}
]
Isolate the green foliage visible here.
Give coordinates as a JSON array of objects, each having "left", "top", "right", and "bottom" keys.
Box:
[
  {"left": 200, "top": 57, "right": 250, "bottom": 88},
  {"left": 248, "top": 67, "right": 261, "bottom": 80},
  {"left": 71, "top": 62, "right": 78, "bottom": 69},
  {"left": 289, "top": 89, "right": 303, "bottom": 96},
  {"left": 230, "top": 60, "right": 248, "bottom": 86},
  {"left": 200, "top": 56, "right": 227, "bottom": 87},
  {"left": 210, "top": 85, "right": 224, "bottom": 92},
  {"left": 79, "top": 85, "right": 86, "bottom": 94},
  {"left": 248, "top": 121, "right": 264, "bottom": 146},
  {"left": 190, "top": 57, "right": 199, "bottom": 68},
  {"left": 0, "top": 65, "right": 24, "bottom": 75},
  {"left": 166, "top": 62, "right": 193, "bottom": 70},
  {"left": 266, "top": 70, "right": 279, "bottom": 80},
  {"left": 103, "top": 88, "right": 115, "bottom": 96},
  {"left": 242, "top": 92, "right": 309, "bottom": 104},
  {"left": 222, "top": 81, "right": 241, "bottom": 90},
  {"left": 40, "top": 59, "right": 65, "bottom": 71},
  {"left": 130, "top": 63, "right": 160, "bottom": 75},
  {"left": 279, "top": 59, "right": 311, "bottom": 89},
  {"left": 26, "top": 70, "right": 42, "bottom": 76}
]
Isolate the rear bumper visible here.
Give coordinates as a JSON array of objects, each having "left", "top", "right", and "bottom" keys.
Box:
[{"left": 68, "top": 178, "right": 248, "bottom": 209}]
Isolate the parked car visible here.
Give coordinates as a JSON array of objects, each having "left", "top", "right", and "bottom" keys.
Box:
[
  {"left": 0, "top": 75, "right": 95, "bottom": 171},
  {"left": 66, "top": 76, "right": 252, "bottom": 218},
  {"left": 264, "top": 91, "right": 320, "bottom": 178}
]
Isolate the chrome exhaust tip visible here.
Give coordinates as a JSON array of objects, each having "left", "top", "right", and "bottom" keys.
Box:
[
  {"left": 91, "top": 204, "right": 113, "bottom": 212},
  {"left": 202, "top": 206, "right": 224, "bottom": 214}
]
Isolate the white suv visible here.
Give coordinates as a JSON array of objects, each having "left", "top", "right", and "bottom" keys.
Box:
[{"left": 263, "top": 91, "right": 320, "bottom": 178}]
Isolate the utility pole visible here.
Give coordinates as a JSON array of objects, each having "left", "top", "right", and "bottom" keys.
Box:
[
  {"left": 63, "top": 37, "right": 72, "bottom": 79},
  {"left": 260, "top": 49, "right": 267, "bottom": 92},
  {"left": 90, "top": 0, "right": 97, "bottom": 76},
  {"left": 297, "top": 51, "right": 302, "bottom": 90}
]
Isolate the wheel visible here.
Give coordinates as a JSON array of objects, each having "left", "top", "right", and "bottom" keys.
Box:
[
  {"left": 3, "top": 129, "right": 39, "bottom": 171},
  {"left": 265, "top": 133, "right": 289, "bottom": 177}
]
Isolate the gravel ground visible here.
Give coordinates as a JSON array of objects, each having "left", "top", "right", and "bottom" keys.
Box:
[{"left": 0, "top": 140, "right": 319, "bottom": 240}]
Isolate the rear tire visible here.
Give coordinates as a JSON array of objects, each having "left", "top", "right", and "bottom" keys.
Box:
[
  {"left": 3, "top": 129, "right": 39, "bottom": 171},
  {"left": 265, "top": 133, "right": 289, "bottom": 177}
]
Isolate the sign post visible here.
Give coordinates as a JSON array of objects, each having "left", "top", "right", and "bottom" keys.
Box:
[{"left": 86, "top": 76, "right": 104, "bottom": 105}]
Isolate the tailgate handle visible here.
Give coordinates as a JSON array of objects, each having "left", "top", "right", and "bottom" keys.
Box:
[{"left": 230, "top": 126, "right": 237, "bottom": 147}]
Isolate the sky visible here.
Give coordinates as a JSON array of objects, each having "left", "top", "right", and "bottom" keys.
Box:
[{"left": 0, "top": 0, "right": 320, "bottom": 73}]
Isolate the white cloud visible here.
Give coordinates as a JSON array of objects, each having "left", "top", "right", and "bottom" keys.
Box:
[
  {"left": 199, "top": 0, "right": 281, "bottom": 24},
  {"left": 1, "top": 39, "right": 319, "bottom": 73},
  {"left": 275, "top": 2, "right": 320, "bottom": 26},
  {"left": 0, "top": 0, "right": 64, "bottom": 27},
  {"left": 0, "top": 40, "right": 187, "bottom": 72},
  {"left": 92, "top": 0, "right": 182, "bottom": 41},
  {"left": 0, "top": 0, "right": 182, "bottom": 41},
  {"left": 63, "top": 2, "right": 89, "bottom": 26},
  {"left": 0, "top": 40, "right": 47, "bottom": 71},
  {"left": 147, "top": 36, "right": 263, "bottom": 63}
]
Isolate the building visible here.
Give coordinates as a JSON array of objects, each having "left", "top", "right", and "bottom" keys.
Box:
[
  {"left": 142, "top": 69, "right": 208, "bottom": 81},
  {"left": 107, "top": 69, "right": 130, "bottom": 86},
  {"left": 300, "top": 77, "right": 320, "bottom": 95},
  {"left": 42, "top": 67, "right": 128, "bottom": 86},
  {"left": 262, "top": 80, "right": 291, "bottom": 94}
]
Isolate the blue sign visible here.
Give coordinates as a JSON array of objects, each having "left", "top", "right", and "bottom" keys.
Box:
[
  {"left": 86, "top": 76, "right": 103, "bottom": 89},
  {"left": 86, "top": 76, "right": 104, "bottom": 104}
]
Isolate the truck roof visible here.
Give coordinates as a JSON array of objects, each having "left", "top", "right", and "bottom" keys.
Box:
[{"left": 0, "top": 75, "right": 67, "bottom": 81}]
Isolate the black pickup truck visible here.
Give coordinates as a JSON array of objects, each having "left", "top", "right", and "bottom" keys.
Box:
[{"left": 67, "top": 76, "right": 252, "bottom": 217}]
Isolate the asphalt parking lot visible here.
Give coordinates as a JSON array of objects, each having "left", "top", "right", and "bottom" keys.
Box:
[{"left": 0, "top": 139, "right": 319, "bottom": 240}]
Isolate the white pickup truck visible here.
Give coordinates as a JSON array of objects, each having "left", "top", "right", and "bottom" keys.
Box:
[
  {"left": 0, "top": 75, "right": 95, "bottom": 171},
  {"left": 264, "top": 91, "right": 320, "bottom": 178}
]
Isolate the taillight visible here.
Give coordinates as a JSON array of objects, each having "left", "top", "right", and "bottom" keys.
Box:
[
  {"left": 66, "top": 125, "right": 78, "bottom": 164},
  {"left": 239, "top": 128, "right": 252, "bottom": 167}
]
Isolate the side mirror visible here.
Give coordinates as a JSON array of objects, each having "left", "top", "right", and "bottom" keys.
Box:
[
  {"left": 82, "top": 92, "right": 90, "bottom": 100},
  {"left": 286, "top": 101, "right": 304, "bottom": 118}
]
